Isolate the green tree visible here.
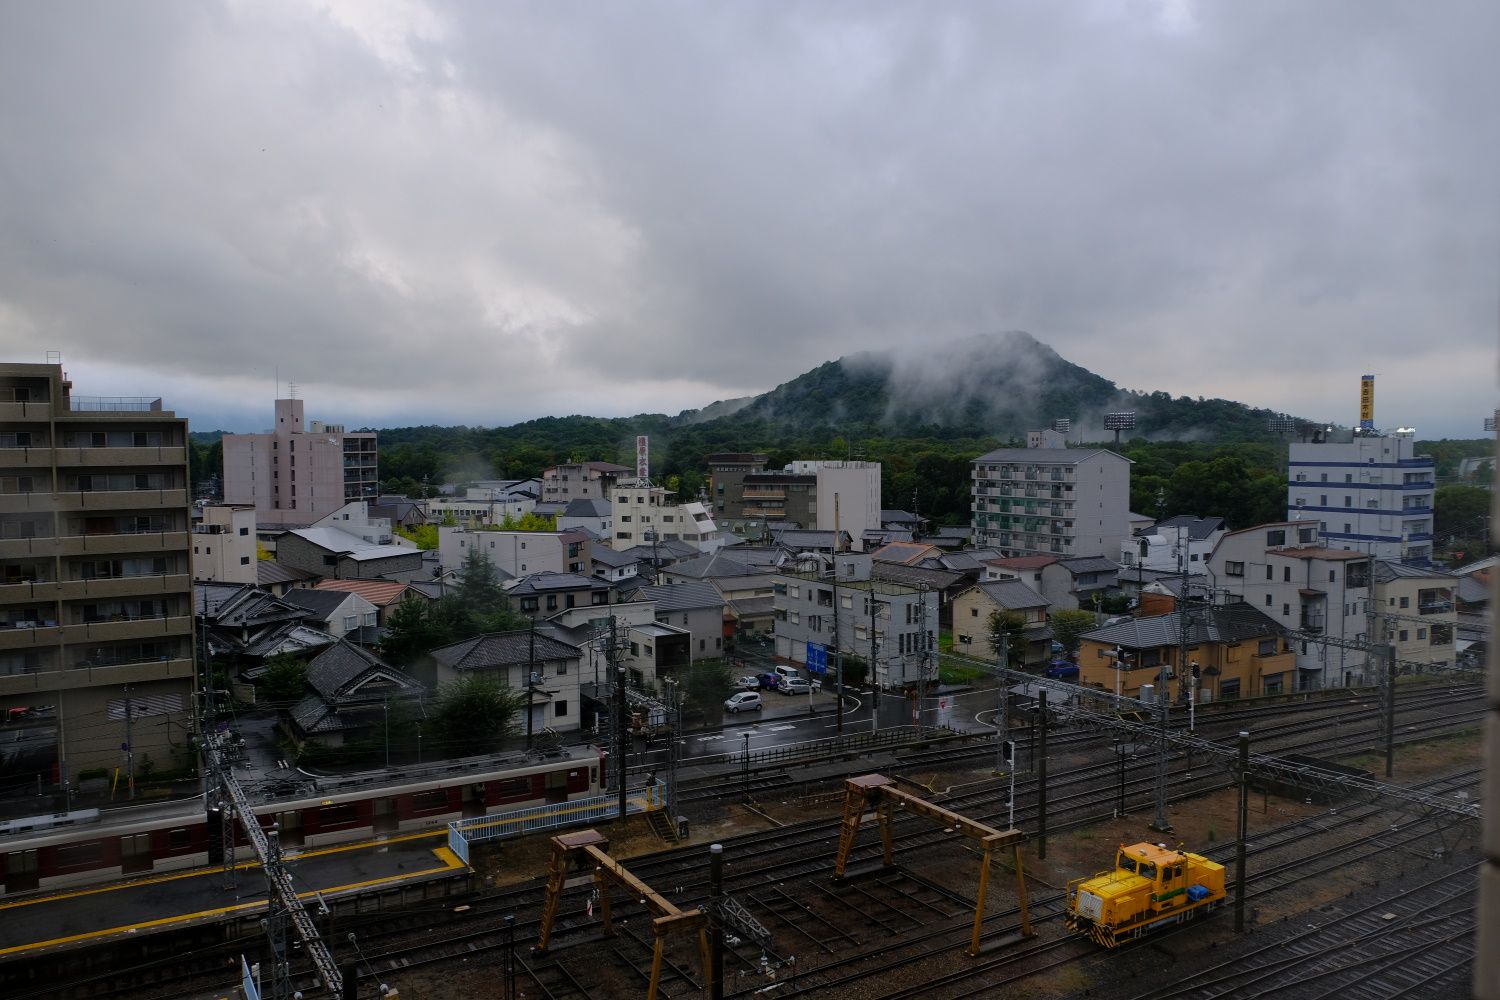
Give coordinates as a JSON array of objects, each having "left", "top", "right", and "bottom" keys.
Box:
[
  {"left": 394, "top": 523, "right": 439, "bottom": 549},
  {"left": 431, "top": 675, "right": 523, "bottom": 754},
  {"left": 259, "top": 653, "right": 308, "bottom": 704},
  {"left": 1435, "top": 484, "right": 1490, "bottom": 542},
  {"left": 455, "top": 549, "right": 505, "bottom": 621},
  {"left": 1048, "top": 609, "right": 1097, "bottom": 655},
  {"left": 381, "top": 595, "right": 441, "bottom": 667},
  {"left": 986, "top": 610, "right": 1027, "bottom": 664},
  {"left": 678, "top": 660, "right": 732, "bottom": 718}
]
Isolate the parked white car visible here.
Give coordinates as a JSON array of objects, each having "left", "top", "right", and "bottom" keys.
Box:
[
  {"left": 779, "top": 677, "right": 812, "bottom": 696},
  {"left": 724, "top": 691, "right": 763, "bottom": 713}
]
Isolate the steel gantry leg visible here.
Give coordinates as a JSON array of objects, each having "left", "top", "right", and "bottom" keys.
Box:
[
  {"left": 834, "top": 775, "right": 893, "bottom": 877},
  {"left": 969, "top": 844, "right": 994, "bottom": 957}
]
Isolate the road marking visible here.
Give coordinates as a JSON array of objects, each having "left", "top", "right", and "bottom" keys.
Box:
[{"left": 764, "top": 725, "right": 796, "bottom": 732}]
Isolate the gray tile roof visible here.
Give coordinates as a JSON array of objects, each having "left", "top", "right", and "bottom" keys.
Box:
[
  {"left": 506, "top": 571, "right": 610, "bottom": 595},
  {"left": 590, "top": 545, "right": 639, "bottom": 569},
  {"left": 1147, "top": 515, "right": 1225, "bottom": 540},
  {"left": 972, "top": 579, "right": 1050, "bottom": 609},
  {"left": 1081, "top": 602, "right": 1284, "bottom": 649},
  {"left": 258, "top": 561, "right": 320, "bottom": 587},
  {"left": 1457, "top": 576, "right": 1488, "bottom": 606},
  {"left": 431, "top": 630, "right": 582, "bottom": 671},
  {"left": 305, "top": 640, "right": 422, "bottom": 703},
  {"left": 880, "top": 509, "right": 922, "bottom": 524},
  {"left": 1372, "top": 559, "right": 1454, "bottom": 583},
  {"left": 1059, "top": 556, "right": 1120, "bottom": 574},
  {"left": 562, "top": 498, "right": 612, "bottom": 518},
  {"left": 636, "top": 581, "right": 726, "bottom": 612},
  {"left": 280, "top": 587, "right": 356, "bottom": 620},
  {"left": 871, "top": 562, "right": 968, "bottom": 591}
]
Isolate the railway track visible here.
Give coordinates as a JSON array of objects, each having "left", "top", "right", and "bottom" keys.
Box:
[{"left": 12, "top": 686, "right": 1482, "bottom": 1000}]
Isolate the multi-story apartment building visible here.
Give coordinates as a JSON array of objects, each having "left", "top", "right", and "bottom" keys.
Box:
[
  {"left": 971, "top": 448, "right": 1131, "bottom": 559},
  {"left": 1120, "top": 516, "right": 1226, "bottom": 573},
  {"left": 191, "top": 505, "right": 258, "bottom": 584},
  {"left": 1287, "top": 431, "right": 1435, "bottom": 564},
  {"left": 1372, "top": 561, "right": 1457, "bottom": 673},
  {"left": 424, "top": 487, "right": 536, "bottom": 527},
  {"left": 222, "top": 398, "right": 377, "bottom": 525},
  {"left": 772, "top": 555, "right": 937, "bottom": 690},
  {"left": 0, "top": 362, "right": 196, "bottom": 784},
  {"left": 438, "top": 526, "right": 592, "bottom": 578},
  {"left": 710, "top": 455, "right": 882, "bottom": 549},
  {"left": 609, "top": 483, "right": 724, "bottom": 554},
  {"left": 541, "top": 461, "right": 630, "bottom": 502},
  {"left": 1204, "top": 521, "right": 1372, "bottom": 689}
]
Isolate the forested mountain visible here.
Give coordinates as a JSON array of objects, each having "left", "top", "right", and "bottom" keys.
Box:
[{"left": 187, "top": 332, "right": 1486, "bottom": 544}]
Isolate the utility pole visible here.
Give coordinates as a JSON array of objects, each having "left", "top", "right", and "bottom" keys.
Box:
[
  {"left": 708, "top": 844, "right": 725, "bottom": 1000},
  {"left": 1235, "top": 731, "right": 1250, "bottom": 932},
  {"left": 869, "top": 592, "right": 881, "bottom": 732},
  {"left": 615, "top": 664, "right": 628, "bottom": 820},
  {"left": 994, "top": 627, "right": 1009, "bottom": 774},
  {"left": 526, "top": 619, "right": 537, "bottom": 751},
  {"left": 123, "top": 684, "right": 135, "bottom": 801},
  {"left": 832, "top": 493, "right": 843, "bottom": 735},
  {"left": 1036, "top": 688, "right": 1048, "bottom": 861}
]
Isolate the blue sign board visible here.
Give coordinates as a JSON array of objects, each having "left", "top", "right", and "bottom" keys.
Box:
[{"left": 805, "top": 642, "right": 828, "bottom": 675}]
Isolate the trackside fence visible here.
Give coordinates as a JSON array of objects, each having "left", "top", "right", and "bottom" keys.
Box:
[{"left": 448, "top": 780, "right": 668, "bottom": 851}]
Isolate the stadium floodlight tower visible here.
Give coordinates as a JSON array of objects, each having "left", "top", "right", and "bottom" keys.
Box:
[
  {"left": 1103, "top": 412, "right": 1136, "bottom": 449},
  {"left": 1053, "top": 418, "right": 1071, "bottom": 435}
]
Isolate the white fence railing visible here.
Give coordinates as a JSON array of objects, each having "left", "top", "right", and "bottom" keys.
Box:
[{"left": 448, "top": 781, "right": 667, "bottom": 850}]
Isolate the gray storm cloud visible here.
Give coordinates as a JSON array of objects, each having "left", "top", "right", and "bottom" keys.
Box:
[{"left": 0, "top": 0, "right": 1493, "bottom": 436}]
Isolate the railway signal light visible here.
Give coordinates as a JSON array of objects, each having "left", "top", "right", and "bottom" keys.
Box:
[{"left": 1002, "top": 740, "right": 1016, "bottom": 765}]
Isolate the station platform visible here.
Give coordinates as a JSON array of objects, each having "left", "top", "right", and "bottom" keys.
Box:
[{"left": 0, "top": 830, "right": 467, "bottom": 960}]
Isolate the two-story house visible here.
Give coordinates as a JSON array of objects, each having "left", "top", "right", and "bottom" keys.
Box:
[
  {"left": 1078, "top": 601, "right": 1294, "bottom": 702},
  {"left": 950, "top": 580, "right": 1051, "bottom": 666},
  {"left": 423, "top": 630, "right": 583, "bottom": 734}
]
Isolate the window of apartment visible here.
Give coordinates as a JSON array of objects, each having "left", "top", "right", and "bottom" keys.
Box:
[
  {"left": 1265, "top": 565, "right": 1273, "bottom": 580},
  {"left": 1399, "top": 596, "right": 1409, "bottom": 608},
  {"left": 1283, "top": 566, "right": 1290, "bottom": 582},
  {"left": 520, "top": 597, "right": 538, "bottom": 612},
  {"left": 1225, "top": 561, "right": 1244, "bottom": 577},
  {"left": 1258, "top": 638, "right": 1277, "bottom": 656},
  {"left": 1319, "top": 495, "right": 1327, "bottom": 506},
  {"left": 1343, "top": 496, "right": 1352, "bottom": 506},
  {"left": 1345, "top": 474, "right": 1353, "bottom": 483},
  {"left": 1399, "top": 630, "right": 1409, "bottom": 642},
  {"left": 240, "top": 556, "right": 250, "bottom": 565},
  {"left": 1282, "top": 603, "right": 1290, "bottom": 617},
  {"left": 1264, "top": 594, "right": 1272, "bottom": 607},
  {"left": 342, "top": 615, "right": 358, "bottom": 630},
  {"left": 1266, "top": 529, "right": 1285, "bottom": 546},
  {"left": 1417, "top": 628, "right": 1427, "bottom": 640},
  {"left": 1367, "top": 500, "right": 1378, "bottom": 508},
  {"left": 1343, "top": 523, "right": 1351, "bottom": 534},
  {"left": 1320, "top": 473, "right": 1328, "bottom": 482},
  {"left": 789, "top": 611, "right": 800, "bottom": 625},
  {"left": 1294, "top": 496, "right": 1305, "bottom": 507},
  {"left": 555, "top": 700, "right": 568, "bottom": 718}
]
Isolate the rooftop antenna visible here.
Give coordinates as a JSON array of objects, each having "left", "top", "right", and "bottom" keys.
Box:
[
  {"left": 46, "top": 350, "right": 61, "bottom": 365},
  {"left": 288, "top": 382, "right": 299, "bottom": 400},
  {"left": 274, "top": 365, "right": 279, "bottom": 400}
]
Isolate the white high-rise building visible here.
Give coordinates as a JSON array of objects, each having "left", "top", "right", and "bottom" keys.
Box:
[
  {"left": 1287, "top": 431, "right": 1435, "bottom": 565},
  {"left": 609, "top": 482, "right": 724, "bottom": 554}
]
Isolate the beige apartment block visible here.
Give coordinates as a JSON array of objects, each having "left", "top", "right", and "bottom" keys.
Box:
[
  {"left": 191, "top": 504, "right": 258, "bottom": 584},
  {"left": 0, "top": 362, "right": 196, "bottom": 784},
  {"left": 222, "top": 398, "right": 377, "bottom": 525}
]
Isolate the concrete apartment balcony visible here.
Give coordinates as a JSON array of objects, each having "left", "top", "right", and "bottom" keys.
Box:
[
  {"left": 0, "top": 536, "right": 55, "bottom": 560},
  {"left": 0, "top": 624, "right": 62, "bottom": 651},
  {"left": 56, "top": 574, "right": 190, "bottom": 602},
  {"left": 0, "top": 401, "right": 54, "bottom": 422},
  {"left": 52, "top": 446, "right": 187, "bottom": 468},
  {"left": 0, "top": 448, "right": 53, "bottom": 468},
  {"left": 0, "top": 657, "right": 194, "bottom": 696},
  {"left": 0, "top": 579, "right": 59, "bottom": 605},
  {"left": 50, "top": 488, "right": 188, "bottom": 512},
  {"left": 0, "top": 492, "right": 55, "bottom": 514},
  {"left": 54, "top": 531, "right": 189, "bottom": 557},
  {"left": 60, "top": 615, "right": 192, "bottom": 645}
]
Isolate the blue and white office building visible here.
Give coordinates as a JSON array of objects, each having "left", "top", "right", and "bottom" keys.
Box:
[{"left": 1287, "top": 431, "right": 1435, "bottom": 565}]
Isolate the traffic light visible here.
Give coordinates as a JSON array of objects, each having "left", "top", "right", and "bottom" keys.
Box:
[
  {"left": 1002, "top": 740, "right": 1016, "bottom": 765},
  {"left": 1190, "top": 661, "right": 1201, "bottom": 680}
]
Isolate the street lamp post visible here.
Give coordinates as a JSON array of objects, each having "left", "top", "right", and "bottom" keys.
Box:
[{"left": 742, "top": 732, "right": 751, "bottom": 803}]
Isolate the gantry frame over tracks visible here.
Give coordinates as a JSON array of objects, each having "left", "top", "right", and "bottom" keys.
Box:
[
  {"left": 537, "top": 829, "right": 707, "bottom": 1000},
  {"left": 833, "top": 774, "right": 1032, "bottom": 956}
]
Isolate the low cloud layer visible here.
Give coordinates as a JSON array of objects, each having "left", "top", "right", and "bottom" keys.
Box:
[{"left": 0, "top": 1, "right": 1493, "bottom": 436}]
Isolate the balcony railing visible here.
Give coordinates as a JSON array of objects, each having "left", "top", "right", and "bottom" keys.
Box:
[{"left": 68, "top": 396, "right": 163, "bottom": 412}]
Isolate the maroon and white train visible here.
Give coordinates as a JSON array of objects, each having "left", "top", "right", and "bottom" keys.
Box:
[{"left": 0, "top": 745, "right": 604, "bottom": 895}]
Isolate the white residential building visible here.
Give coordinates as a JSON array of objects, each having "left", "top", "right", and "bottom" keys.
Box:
[
  {"left": 609, "top": 483, "right": 724, "bottom": 554},
  {"left": 438, "top": 527, "right": 592, "bottom": 578},
  {"left": 772, "top": 555, "right": 938, "bottom": 690},
  {"left": 972, "top": 448, "right": 1132, "bottom": 559},
  {"left": 1286, "top": 431, "right": 1436, "bottom": 565},
  {"left": 1120, "top": 516, "right": 1226, "bottom": 574},
  {"left": 1204, "top": 521, "right": 1372, "bottom": 689},
  {"left": 191, "top": 505, "right": 258, "bottom": 584},
  {"left": 424, "top": 486, "right": 537, "bottom": 526},
  {"left": 785, "top": 460, "right": 883, "bottom": 551}
]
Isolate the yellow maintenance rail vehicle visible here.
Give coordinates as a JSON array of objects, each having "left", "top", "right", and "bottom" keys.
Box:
[{"left": 1064, "top": 841, "right": 1226, "bottom": 947}]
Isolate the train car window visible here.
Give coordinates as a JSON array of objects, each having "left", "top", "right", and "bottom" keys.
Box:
[
  {"left": 1173, "top": 864, "right": 1184, "bottom": 879},
  {"left": 6, "top": 849, "right": 37, "bottom": 874},
  {"left": 496, "top": 777, "right": 530, "bottom": 798},
  {"left": 1118, "top": 857, "right": 1136, "bottom": 873},
  {"left": 1139, "top": 863, "right": 1157, "bottom": 880},
  {"left": 319, "top": 803, "right": 360, "bottom": 826},
  {"left": 411, "top": 789, "right": 449, "bottom": 812},
  {"left": 56, "top": 840, "right": 106, "bottom": 870},
  {"left": 168, "top": 827, "right": 192, "bottom": 851}
]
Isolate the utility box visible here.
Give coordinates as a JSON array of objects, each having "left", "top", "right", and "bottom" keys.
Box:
[{"left": 676, "top": 816, "right": 690, "bottom": 840}]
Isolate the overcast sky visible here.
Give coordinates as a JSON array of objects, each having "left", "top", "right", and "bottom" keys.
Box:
[{"left": 0, "top": 1, "right": 1494, "bottom": 438}]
